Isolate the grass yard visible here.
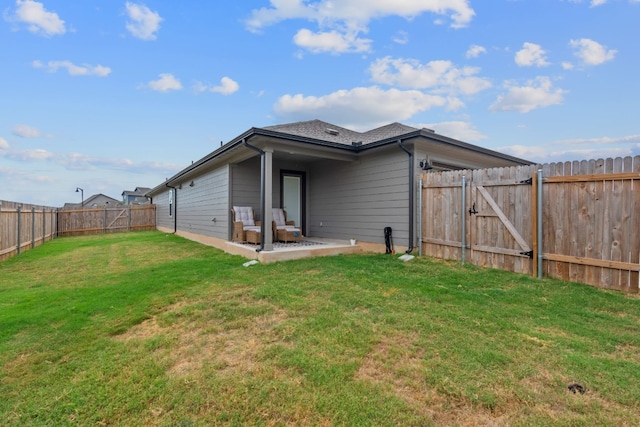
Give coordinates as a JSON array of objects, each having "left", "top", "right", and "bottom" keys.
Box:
[{"left": 1, "top": 232, "right": 639, "bottom": 426}]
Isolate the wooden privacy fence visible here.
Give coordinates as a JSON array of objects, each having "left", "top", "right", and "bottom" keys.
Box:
[
  {"left": 421, "top": 156, "right": 639, "bottom": 292},
  {"left": 0, "top": 200, "right": 58, "bottom": 262},
  {"left": 57, "top": 205, "right": 156, "bottom": 237},
  {"left": 1, "top": 203, "right": 157, "bottom": 262}
]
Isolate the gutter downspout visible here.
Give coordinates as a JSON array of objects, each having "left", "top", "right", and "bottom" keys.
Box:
[
  {"left": 418, "top": 177, "right": 423, "bottom": 256},
  {"left": 243, "top": 138, "right": 265, "bottom": 252},
  {"left": 165, "top": 183, "right": 177, "bottom": 233},
  {"left": 397, "top": 139, "right": 414, "bottom": 254}
]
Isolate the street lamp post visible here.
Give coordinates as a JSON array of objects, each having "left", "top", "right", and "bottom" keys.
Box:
[{"left": 75, "top": 187, "right": 84, "bottom": 207}]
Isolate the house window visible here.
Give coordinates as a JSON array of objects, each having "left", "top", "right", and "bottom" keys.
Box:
[{"left": 169, "top": 189, "right": 174, "bottom": 217}]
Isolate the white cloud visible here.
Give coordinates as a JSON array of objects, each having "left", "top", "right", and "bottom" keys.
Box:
[
  {"left": 1, "top": 140, "right": 182, "bottom": 174},
  {"left": 393, "top": 30, "right": 409, "bottom": 45},
  {"left": 497, "top": 143, "right": 632, "bottom": 163},
  {"left": 490, "top": 77, "right": 566, "bottom": 113},
  {"left": 56, "top": 153, "right": 181, "bottom": 173},
  {"left": 212, "top": 77, "right": 240, "bottom": 95},
  {"left": 561, "top": 61, "right": 574, "bottom": 70},
  {"left": 5, "top": 147, "right": 54, "bottom": 161},
  {"left": 466, "top": 44, "right": 486, "bottom": 59},
  {"left": 273, "top": 86, "right": 447, "bottom": 130},
  {"left": 569, "top": 38, "right": 616, "bottom": 66},
  {"left": 194, "top": 77, "right": 240, "bottom": 95},
  {"left": 10, "top": 0, "right": 66, "bottom": 37},
  {"left": 245, "top": 0, "right": 474, "bottom": 54},
  {"left": 497, "top": 134, "right": 640, "bottom": 163},
  {"left": 146, "top": 73, "right": 182, "bottom": 92},
  {"left": 246, "top": 0, "right": 475, "bottom": 31},
  {"left": 32, "top": 60, "right": 111, "bottom": 77},
  {"left": 125, "top": 2, "right": 162, "bottom": 41},
  {"left": 514, "top": 42, "right": 549, "bottom": 67},
  {"left": 13, "top": 124, "right": 43, "bottom": 138},
  {"left": 293, "top": 28, "right": 372, "bottom": 53},
  {"left": 556, "top": 134, "right": 640, "bottom": 146},
  {"left": 569, "top": 0, "right": 639, "bottom": 6},
  {"left": 418, "top": 121, "right": 487, "bottom": 142},
  {"left": 369, "top": 56, "right": 492, "bottom": 95},
  {"left": 444, "top": 97, "right": 465, "bottom": 111}
]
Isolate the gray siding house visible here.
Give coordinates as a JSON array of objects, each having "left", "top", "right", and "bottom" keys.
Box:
[
  {"left": 146, "top": 120, "right": 530, "bottom": 253},
  {"left": 122, "top": 187, "right": 151, "bottom": 205}
]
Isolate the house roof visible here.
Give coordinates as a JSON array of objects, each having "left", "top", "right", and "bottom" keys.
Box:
[
  {"left": 62, "top": 193, "right": 121, "bottom": 209},
  {"left": 122, "top": 187, "right": 151, "bottom": 197},
  {"left": 263, "top": 120, "right": 419, "bottom": 146},
  {"left": 147, "top": 119, "right": 532, "bottom": 196}
]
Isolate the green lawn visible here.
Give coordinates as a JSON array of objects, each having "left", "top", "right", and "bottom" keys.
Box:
[{"left": 1, "top": 232, "right": 639, "bottom": 426}]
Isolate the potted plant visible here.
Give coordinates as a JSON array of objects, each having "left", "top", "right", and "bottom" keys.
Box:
[{"left": 350, "top": 237, "right": 357, "bottom": 246}]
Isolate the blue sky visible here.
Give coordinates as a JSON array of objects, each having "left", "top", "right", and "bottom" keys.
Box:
[{"left": 1, "top": 0, "right": 639, "bottom": 207}]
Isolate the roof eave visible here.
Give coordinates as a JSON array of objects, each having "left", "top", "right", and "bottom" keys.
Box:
[{"left": 358, "top": 129, "right": 531, "bottom": 165}]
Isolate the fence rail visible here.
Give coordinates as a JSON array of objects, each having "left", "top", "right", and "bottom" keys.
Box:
[{"left": 421, "top": 155, "right": 640, "bottom": 292}]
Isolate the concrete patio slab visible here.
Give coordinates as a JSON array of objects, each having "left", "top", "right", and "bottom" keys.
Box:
[{"left": 226, "top": 238, "right": 362, "bottom": 263}]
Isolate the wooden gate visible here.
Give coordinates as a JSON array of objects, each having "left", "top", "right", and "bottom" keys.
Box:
[
  {"left": 467, "top": 176, "right": 534, "bottom": 274},
  {"left": 422, "top": 166, "right": 537, "bottom": 275}
]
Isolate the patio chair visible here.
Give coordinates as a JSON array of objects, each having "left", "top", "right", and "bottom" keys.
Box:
[
  {"left": 272, "top": 208, "right": 302, "bottom": 243},
  {"left": 231, "top": 206, "right": 261, "bottom": 244}
]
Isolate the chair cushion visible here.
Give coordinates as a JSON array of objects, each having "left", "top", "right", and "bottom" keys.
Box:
[
  {"left": 243, "top": 225, "right": 261, "bottom": 232},
  {"left": 272, "top": 208, "right": 286, "bottom": 227},
  {"left": 233, "top": 206, "right": 255, "bottom": 226},
  {"left": 276, "top": 225, "right": 299, "bottom": 231}
]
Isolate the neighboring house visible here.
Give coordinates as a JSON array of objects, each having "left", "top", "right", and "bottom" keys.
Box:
[
  {"left": 146, "top": 120, "right": 532, "bottom": 253},
  {"left": 62, "top": 193, "right": 121, "bottom": 210},
  {"left": 122, "top": 187, "right": 151, "bottom": 205}
]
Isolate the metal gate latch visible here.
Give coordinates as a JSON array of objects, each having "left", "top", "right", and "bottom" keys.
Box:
[{"left": 468, "top": 203, "right": 478, "bottom": 216}]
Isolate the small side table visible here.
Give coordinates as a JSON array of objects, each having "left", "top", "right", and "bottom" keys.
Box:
[{"left": 277, "top": 229, "right": 301, "bottom": 243}]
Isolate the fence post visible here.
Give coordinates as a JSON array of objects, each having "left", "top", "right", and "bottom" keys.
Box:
[
  {"left": 31, "top": 206, "right": 36, "bottom": 248},
  {"left": 537, "top": 169, "right": 544, "bottom": 279},
  {"left": 17, "top": 206, "right": 22, "bottom": 255},
  {"left": 42, "top": 206, "right": 46, "bottom": 242},
  {"left": 461, "top": 175, "right": 466, "bottom": 265},
  {"left": 104, "top": 207, "right": 107, "bottom": 234},
  {"left": 128, "top": 206, "right": 132, "bottom": 232}
]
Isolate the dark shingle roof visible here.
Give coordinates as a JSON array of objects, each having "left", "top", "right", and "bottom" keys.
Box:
[
  {"left": 122, "top": 187, "right": 151, "bottom": 197},
  {"left": 360, "top": 123, "right": 420, "bottom": 143},
  {"left": 262, "top": 120, "right": 419, "bottom": 146}
]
